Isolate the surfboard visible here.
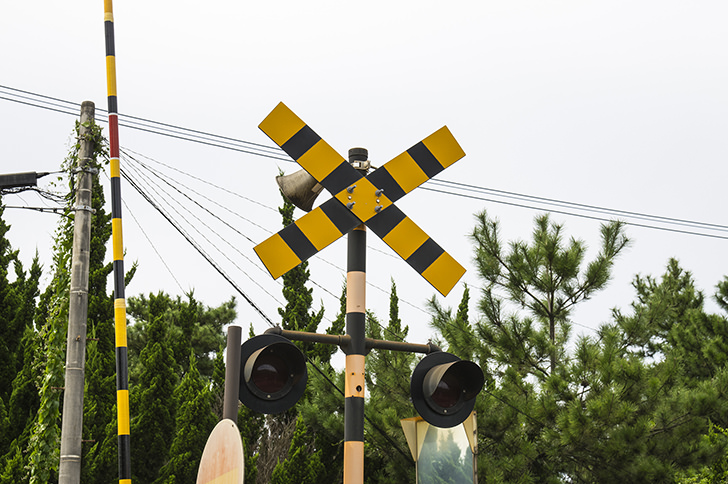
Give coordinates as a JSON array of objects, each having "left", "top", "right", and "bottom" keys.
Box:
[{"left": 196, "top": 418, "right": 244, "bottom": 484}]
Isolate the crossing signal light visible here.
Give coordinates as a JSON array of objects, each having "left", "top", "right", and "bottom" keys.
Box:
[
  {"left": 410, "top": 352, "right": 484, "bottom": 428},
  {"left": 238, "top": 334, "right": 308, "bottom": 414}
]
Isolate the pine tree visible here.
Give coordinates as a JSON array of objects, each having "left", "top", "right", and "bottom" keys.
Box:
[
  {"left": 429, "top": 211, "right": 632, "bottom": 482},
  {"left": 471, "top": 210, "right": 629, "bottom": 377},
  {"left": 431, "top": 212, "right": 728, "bottom": 482}
]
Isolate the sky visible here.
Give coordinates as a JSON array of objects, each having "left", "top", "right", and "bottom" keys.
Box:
[{"left": 1, "top": 1, "right": 727, "bottom": 365}]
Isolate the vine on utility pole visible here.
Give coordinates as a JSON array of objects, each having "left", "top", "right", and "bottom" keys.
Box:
[{"left": 59, "top": 101, "right": 96, "bottom": 484}]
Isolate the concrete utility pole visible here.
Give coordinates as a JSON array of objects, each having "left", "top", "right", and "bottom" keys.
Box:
[{"left": 59, "top": 101, "right": 96, "bottom": 484}]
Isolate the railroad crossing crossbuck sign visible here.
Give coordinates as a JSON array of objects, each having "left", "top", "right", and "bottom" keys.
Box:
[{"left": 254, "top": 102, "right": 466, "bottom": 296}]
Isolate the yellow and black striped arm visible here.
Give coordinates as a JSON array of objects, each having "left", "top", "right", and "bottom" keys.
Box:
[
  {"left": 255, "top": 102, "right": 466, "bottom": 296},
  {"left": 254, "top": 198, "right": 360, "bottom": 279},
  {"left": 259, "top": 102, "right": 363, "bottom": 195},
  {"left": 366, "top": 205, "right": 465, "bottom": 296},
  {"left": 366, "top": 126, "right": 465, "bottom": 203}
]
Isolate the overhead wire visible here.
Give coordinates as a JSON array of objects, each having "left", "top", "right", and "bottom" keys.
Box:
[
  {"left": 124, "top": 166, "right": 288, "bottom": 317},
  {"left": 121, "top": 156, "right": 286, "bottom": 312},
  {"left": 423, "top": 184, "right": 728, "bottom": 240},
  {"left": 0, "top": 85, "right": 291, "bottom": 161},
  {"left": 431, "top": 179, "right": 728, "bottom": 233},
  {"left": 3, "top": 84, "right": 726, "bottom": 240},
  {"left": 102, "top": 168, "right": 186, "bottom": 294},
  {"left": 119, "top": 164, "right": 276, "bottom": 326}
]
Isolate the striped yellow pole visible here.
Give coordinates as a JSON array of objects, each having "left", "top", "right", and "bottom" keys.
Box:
[{"left": 104, "top": 1, "right": 132, "bottom": 482}]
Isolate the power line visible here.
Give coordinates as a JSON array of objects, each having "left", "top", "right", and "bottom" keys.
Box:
[
  {"left": 122, "top": 153, "right": 286, "bottom": 308},
  {"left": 3, "top": 84, "right": 726, "bottom": 242},
  {"left": 423, "top": 185, "right": 728, "bottom": 241},
  {"left": 0, "top": 85, "right": 291, "bottom": 161},
  {"left": 118, "top": 184, "right": 185, "bottom": 294},
  {"left": 429, "top": 179, "right": 728, "bottom": 234},
  {"left": 4, "top": 84, "right": 724, "bottom": 336},
  {"left": 119, "top": 165, "right": 276, "bottom": 326}
]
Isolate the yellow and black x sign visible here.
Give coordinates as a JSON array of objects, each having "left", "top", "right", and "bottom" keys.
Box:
[{"left": 254, "top": 103, "right": 466, "bottom": 296}]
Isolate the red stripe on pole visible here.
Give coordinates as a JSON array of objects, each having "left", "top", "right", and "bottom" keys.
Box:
[{"left": 108, "top": 114, "right": 120, "bottom": 159}]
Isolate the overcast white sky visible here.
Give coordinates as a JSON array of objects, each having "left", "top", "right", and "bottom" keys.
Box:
[{"left": 1, "top": 1, "right": 727, "bottom": 359}]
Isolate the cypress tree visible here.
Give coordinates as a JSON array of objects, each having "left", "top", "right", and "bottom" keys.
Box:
[
  {"left": 269, "top": 416, "right": 325, "bottom": 484},
  {"left": 277, "top": 191, "right": 325, "bottom": 358},
  {"left": 155, "top": 351, "right": 217, "bottom": 484},
  {"left": 25, "top": 181, "right": 78, "bottom": 483},
  {"left": 130, "top": 297, "right": 179, "bottom": 483},
  {"left": 0, "top": 202, "right": 41, "bottom": 435},
  {"left": 0, "top": 201, "right": 21, "bottom": 404},
  {"left": 126, "top": 292, "right": 232, "bottom": 386},
  {"left": 362, "top": 281, "right": 417, "bottom": 484}
]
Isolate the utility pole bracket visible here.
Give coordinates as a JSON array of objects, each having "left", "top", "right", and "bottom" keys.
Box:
[
  {"left": 72, "top": 164, "right": 99, "bottom": 175},
  {"left": 73, "top": 205, "right": 96, "bottom": 213}
]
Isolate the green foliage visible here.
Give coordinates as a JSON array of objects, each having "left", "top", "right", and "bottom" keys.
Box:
[
  {"left": 277, "top": 191, "right": 330, "bottom": 361},
  {"left": 270, "top": 416, "right": 326, "bottom": 484},
  {"left": 83, "top": 407, "right": 119, "bottom": 483},
  {"left": 0, "top": 202, "right": 42, "bottom": 466},
  {"left": 678, "top": 423, "right": 728, "bottom": 483},
  {"left": 156, "top": 351, "right": 217, "bottom": 484},
  {"left": 126, "top": 291, "right": 233, "bottom": 386},
  {"left": 363, "top": 281, "right": 417, "bottom": 483},
  {"left": 0, "top": 440, "right": 27, "bottom": 483},
  {"left": 0, "top": 117, "right": 243, "bottom": 484},
  {"left": 26, "top": 201, "right": 74, "bottom": 484},
  {"left": 130, "top": 303, "right": 180, "bottom": 483},
  {"left": 433, "top": 211, "right": 728, "bottom": 483},
  {"left": 238, "top": 404, "right": 264, "bottom": 484},
  {"left": 471, "top": 210, "right": 629, "bottom": 377},
  {"left": 0, "top": 327, "right": 41, "bottom": 468},
  {"left": 0, "top": 205, "right": 41, "bottom": 406}
]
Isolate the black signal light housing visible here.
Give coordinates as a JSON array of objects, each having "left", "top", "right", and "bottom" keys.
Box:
[
  {"left": 410, "top": 351, "right": 484, "bottom": 428},
  {"left": 238, "top": 334, "right": 308, "bottom": 414}
]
